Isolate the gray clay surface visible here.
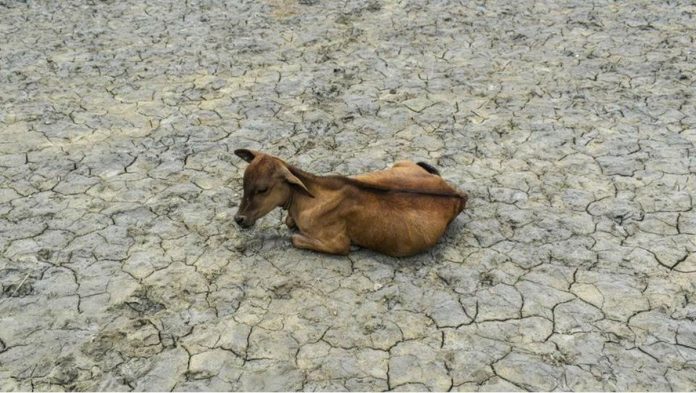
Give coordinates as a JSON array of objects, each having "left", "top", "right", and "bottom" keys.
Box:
[{"left": 1, "top": 0, "right": 695, "bottom": 391}]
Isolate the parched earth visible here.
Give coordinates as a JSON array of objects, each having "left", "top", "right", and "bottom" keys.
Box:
[{"left": 1, "top": 0, "right": 695, "bottom": 391}]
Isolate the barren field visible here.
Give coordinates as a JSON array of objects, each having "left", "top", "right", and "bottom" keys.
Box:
[{"left": 1, "top": 0, "right": 695, "bottom": 391}]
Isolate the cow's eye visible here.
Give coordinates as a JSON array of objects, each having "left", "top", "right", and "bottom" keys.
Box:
[{"left": 256, "top": 187, "right": 268, "bottom": 194}]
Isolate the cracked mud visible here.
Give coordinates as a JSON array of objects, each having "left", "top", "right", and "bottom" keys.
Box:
[{"left": 1, "top": 0, "right": 695, "bottom": 391}]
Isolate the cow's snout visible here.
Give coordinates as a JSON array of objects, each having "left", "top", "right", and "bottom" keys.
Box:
[{"left": 234, "top": 214, "right": 252, "bottom": 228}]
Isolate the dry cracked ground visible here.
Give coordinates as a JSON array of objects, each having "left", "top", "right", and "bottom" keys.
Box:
[{"left": 1, "top": 0, "right": 695, "bottom": 391}]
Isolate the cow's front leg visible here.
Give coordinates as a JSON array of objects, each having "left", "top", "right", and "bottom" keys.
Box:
[
  {"left": 292, "top": 233, "right": 350, "bottom": 255},
  {"left": 285, "top": 213, "right": 297, "bottom": 229}
]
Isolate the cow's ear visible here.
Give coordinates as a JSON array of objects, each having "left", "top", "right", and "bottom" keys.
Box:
[
  {"left": 280, "top": 166, "right": 314, "bottom": 197},
  {"left": 234, "top": 149, "right": 258, "bottom": 163}
]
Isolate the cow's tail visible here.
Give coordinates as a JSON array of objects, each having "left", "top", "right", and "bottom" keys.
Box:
[
  {"left": 416, "top": 161, "right": 441, "bottom": 176},
  {"left": 457, "top": 191, "right": 468, "bottom": 213},
  {"left": 416, "top": 161, "right": 467, "bottom": 213}
]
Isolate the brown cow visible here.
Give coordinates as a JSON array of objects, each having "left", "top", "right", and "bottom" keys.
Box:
[{"left": 233, "top": 149, "right": 467, "bottom": 257}]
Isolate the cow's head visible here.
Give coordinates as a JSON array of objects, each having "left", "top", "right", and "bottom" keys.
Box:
[{"left": 233, "top": 149, "right": 311, "bottom": 228}]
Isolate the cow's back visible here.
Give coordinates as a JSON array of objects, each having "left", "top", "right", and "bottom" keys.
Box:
[{"left": 334, "top": 161, "right": 465, "bottom": 256}]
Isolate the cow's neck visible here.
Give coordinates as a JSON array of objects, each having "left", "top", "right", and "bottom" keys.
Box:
[{"left": 283, "top": 164, "right": 344, "bottom": 216}]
